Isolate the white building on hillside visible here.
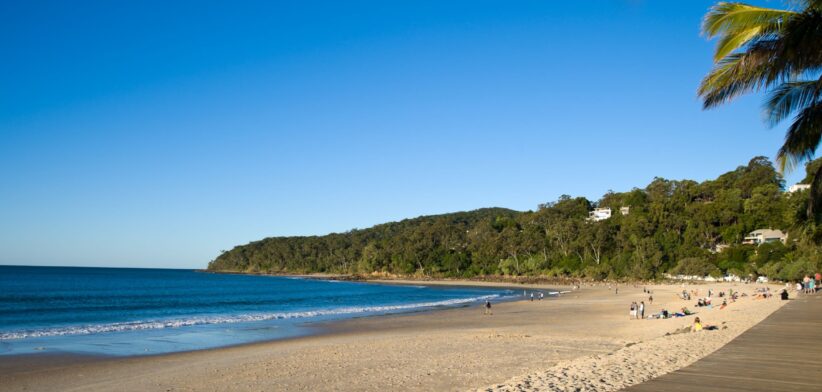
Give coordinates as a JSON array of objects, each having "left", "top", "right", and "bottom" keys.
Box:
[
  {"left": 743, "top": 229, "right": 787, "bottom": 245},
  {"left": 619, "top": 206, "right": 630, "bottom": 215},
  {"left": 587, "top": 208, "right": 611, "bottom": 222},
  {"left": 788, "top": 184, "right": 811, "bottom": 193}
]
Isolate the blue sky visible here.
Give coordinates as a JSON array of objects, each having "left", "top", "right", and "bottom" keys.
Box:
[{"left": 0, "top": 0, "right": 804, "bottom": 268}]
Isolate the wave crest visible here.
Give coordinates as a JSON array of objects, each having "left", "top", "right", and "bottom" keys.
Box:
[{"left": 0, "top": 294, "right": 499, "bottom": 340}]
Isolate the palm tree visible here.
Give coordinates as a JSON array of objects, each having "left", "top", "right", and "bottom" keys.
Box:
[{"left": 699, "top": 1, "right": 822, "bottom": 217}]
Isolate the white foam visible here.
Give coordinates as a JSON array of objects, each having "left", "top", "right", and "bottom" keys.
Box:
[{"left": 0, "top": 294, "right": 499, "bottom": 340}]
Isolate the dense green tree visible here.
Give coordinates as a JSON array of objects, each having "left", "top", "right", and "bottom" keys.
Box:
[
  {"left": 208, "top": 157, "right": 820, "bottom": 281},
  {"left": 670, "top": 257, "right": 721, "bottom": 277},
  {"left": 699, "top": 1, "right": 822, "bottom": 217}
]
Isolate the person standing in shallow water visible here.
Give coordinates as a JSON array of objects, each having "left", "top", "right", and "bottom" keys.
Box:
[{"left": 484, "top": 299, "right": 492, "bottom": 315}]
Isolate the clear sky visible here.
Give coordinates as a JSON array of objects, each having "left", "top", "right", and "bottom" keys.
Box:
[{"left": 0, "top": 0, "right": 804, "bottom": 269}]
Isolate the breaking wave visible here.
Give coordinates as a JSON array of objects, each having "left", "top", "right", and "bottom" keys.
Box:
[{"left": 0, "top": 294, "right": 499, "bottom": 340}]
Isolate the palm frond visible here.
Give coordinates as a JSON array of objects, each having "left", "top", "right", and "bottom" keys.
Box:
[
  {"left": 698, "top": 43, "right": 784, "bottom": 108},
  {"left": 702, "top": 2, "right": 796, "bottom": 60},
  {"left": 777, "top": 102, "right": 822, "bottom": 172},
  {"left": 702, "top": 2, "right": 822, "bottom": 221},
  {"left": 703, "top": 3, "right": 794, "bottom": 38},
  {"left": 778, "top": 11, "right": 822, "bottom": 70},
  {"left": 765, "top": 78, "right": 822, "bottom": 125},
  {"left": 713, "top": 27, "right": 766, "bottom": 61}
]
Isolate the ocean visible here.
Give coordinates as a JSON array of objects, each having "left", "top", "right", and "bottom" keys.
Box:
[{"left": 0, "top": 266, "right": 515, "bottom": 356}]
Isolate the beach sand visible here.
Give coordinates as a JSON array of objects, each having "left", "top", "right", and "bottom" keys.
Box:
[{"left": 0, "top": 281, "right": 787, "bottom": 392}]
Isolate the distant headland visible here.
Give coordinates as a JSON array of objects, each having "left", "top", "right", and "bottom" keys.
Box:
[{"left": 209, "top": 156, "right": 822, "bottom": 282}]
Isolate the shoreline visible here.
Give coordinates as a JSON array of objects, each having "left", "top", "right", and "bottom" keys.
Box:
[
  {"left": 1, "top": 280, "right": 787, "bottom": 392},
  {"left": 0, "top": 278, "right": 524, "bottom": 359},
  {"left": 0, "top": 278, "right": 550, "bottom": 362},
  {"left": 205, "top": 269, "right": 590, "bottom": 285}
]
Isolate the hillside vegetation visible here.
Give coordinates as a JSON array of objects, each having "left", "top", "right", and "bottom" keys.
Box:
[{"left": 208, "top": 157, "right": 822, "bottom": 280}]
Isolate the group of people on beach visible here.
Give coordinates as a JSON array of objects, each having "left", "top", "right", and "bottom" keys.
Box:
[
  {"left": 641, "top": 284, "right": 753, "bottom": 323},
  {"left": 523, "top": 290, "right": 544, "bottom": 301},
  {"left": 798, "top": 274, "right": 820, "bottom": 294},
  {"left": 629, "top": 301, "right": 645, "bottom": 320},
  {"left": 483, "top": 289, "right": 548, "bottom": 315}
]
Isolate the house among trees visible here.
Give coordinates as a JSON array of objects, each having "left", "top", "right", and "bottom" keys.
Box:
[
  {"left": 587, "top": 208, "right": 611, "bottom": 222},
  {"left": 788, "top": 183, "right": 811, "bottom": 193},
  {"left": 742, "top": 229, "right": 787, "bottom": 245},
  {"left": 587, "top": 206, "right": 629, "bottom": 222}
]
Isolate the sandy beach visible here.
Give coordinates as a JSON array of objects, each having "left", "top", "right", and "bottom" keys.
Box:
[{"left": 1, "top": 281, "right": 787, "bottom": 392}]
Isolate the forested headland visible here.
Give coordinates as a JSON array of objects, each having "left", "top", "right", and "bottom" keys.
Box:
[{"left": 207, "top": 157, "right": 822, "bottom": 281}]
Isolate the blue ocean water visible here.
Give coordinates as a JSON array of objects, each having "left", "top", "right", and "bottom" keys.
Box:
[{"left": 0, "top": 266, "right": 514, "bottom": 356}]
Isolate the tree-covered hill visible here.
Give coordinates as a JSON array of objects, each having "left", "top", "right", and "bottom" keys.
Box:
[{"left": 208, "top": 157, "right": 822, "bottom": 280}]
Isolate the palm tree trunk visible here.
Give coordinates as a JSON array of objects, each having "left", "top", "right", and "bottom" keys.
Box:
[{"left": 808, "top": 163, "right": 822, "bottom": 219}]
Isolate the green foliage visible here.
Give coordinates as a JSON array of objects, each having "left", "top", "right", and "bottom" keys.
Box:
[
  {"left": 716, "top": 244, "right": 755, "bottom": 274},
  {"left": 670, "top": 257, "right": 720, "bottom": 277},
  {"left": 208, "top": 157, "right": 822, "bottom": 281},
  {"left": 699, "top": 1, "right": 822, "bottom": 217}
]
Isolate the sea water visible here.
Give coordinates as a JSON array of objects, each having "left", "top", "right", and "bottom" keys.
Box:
[{"left": 0, "top": 266, "right": 514, "bottom": 356}]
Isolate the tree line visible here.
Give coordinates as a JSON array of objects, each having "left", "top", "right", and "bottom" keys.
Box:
[{"left": 207, "top": 157, "right": 822, "bottom": 281}]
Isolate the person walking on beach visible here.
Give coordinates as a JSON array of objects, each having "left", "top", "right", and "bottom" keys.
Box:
[
  {"left": 530, "top": 293, "right": 534, "bottom": 302},
  {"left": 484, "top": 299, "right": 492, "bottom": 315},
  {"left": 639, "top": 301, "right": 645, "bottom": 320},
  {"left": 629, "top": 302, "right": 637, "bottom": 320},
  {"left": 648, "top": 294, "right": 653, "bottom": 304},
  {"left": 538, "top": 292, "right": 544, "bottom": 301}
]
